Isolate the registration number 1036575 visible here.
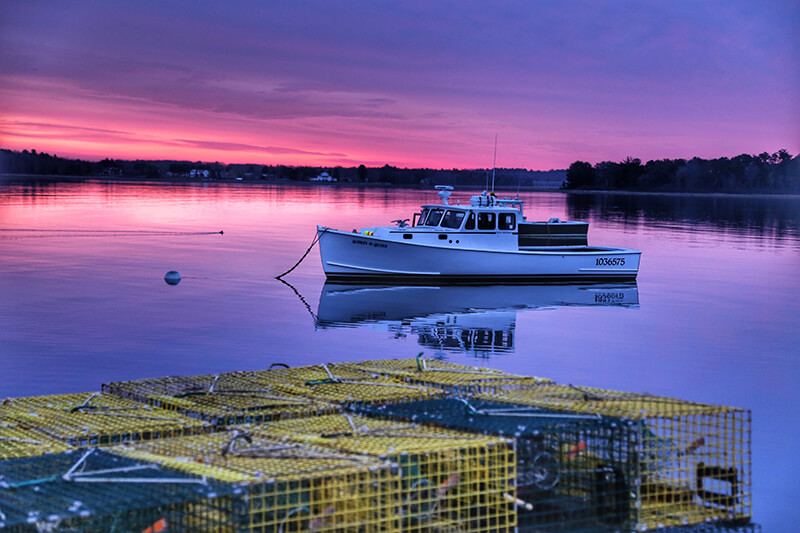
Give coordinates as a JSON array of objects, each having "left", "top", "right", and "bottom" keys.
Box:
[{"left": 596, "top": 257, "right": 626, "bottom": 267}]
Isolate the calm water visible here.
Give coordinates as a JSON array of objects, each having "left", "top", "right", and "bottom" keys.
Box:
[{"left": 1, "top": 179, "right": 798, "bottom": 530}]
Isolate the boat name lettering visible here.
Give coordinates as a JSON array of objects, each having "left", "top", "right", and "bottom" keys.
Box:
[
  {"left": 595, "top": 292, "right": 625, "bottom": 303},
  {"left": 352, "top": 239, "right": 388, "bottom": 249},
  {"left": 595, "top": 257, "right": 626, "bottom": 266}
]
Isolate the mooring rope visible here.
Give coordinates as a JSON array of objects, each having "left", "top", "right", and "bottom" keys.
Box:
[
  {"left": 277, "top": 278, "right": 319, "bottom": 321},
  {"left": 276, "top": 228, "right": 327, "bottom": 279}
]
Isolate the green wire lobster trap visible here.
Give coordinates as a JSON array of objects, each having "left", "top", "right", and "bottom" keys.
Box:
[
  {"left": 111, "top": 431, "right": 401, "bottom": 533},
  {"left": 480, "top": 386, "right": 752, "bottom": 530},
  {"left": 356, "top": 397, "right": 638, "bottom": 532},
  {"left": 102, "top": 372, "right": 339, "bottom": 427},
  {"left": 0, "top": 448, "right": 245, "bottom": 532},
  {"left": 3, "top": 392, "right": 209, "bottom": 448},
  {"left": 263, "top": 413, "right": 518, "bottom": 533},
  {"left": 338, "top": 355, "right": 551, "bottom": 395}
]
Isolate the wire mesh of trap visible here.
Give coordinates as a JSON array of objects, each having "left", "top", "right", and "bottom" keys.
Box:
[
  {"left": 242, "top": 364, "right": 445, "bottom": 406},
  {"left": 102, "top": 372, "right": 340, "bottom": 427},
  {"left": 263, "top": 413, "right": 518, "bottom": 533},
  {"left": 355, "top": 398, "right": 639, "bottom": 532},
  {"left": 0, "top": 448, "right": 244, "bottom": 532},
  {"left": 479, "top": 386, "right": 752, "bottom": 530},
  {"left": 3, "top": 392, "right": 209, "bottom": 448},
  {"left": 338, "top": 357, "right": 551, "bottom": 395},
  {"left": 110, "top": 431, "right": 401, "bottom": 532},
  {"left": 1, "top": 414, "right": 73, "bottom": 460}
]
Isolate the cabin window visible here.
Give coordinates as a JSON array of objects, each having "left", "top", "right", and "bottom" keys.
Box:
[
  {"left": 498, "top": 213, "right": 516, "bottom": 230},
  {"left": 477, "top": 212, "right": 495, "bottom": 230},
  {"left": 464, "top": 212, "right": 476, "bottom": 230},
  {"left": 424, "top": 208, "right": 444, "bottom": 226},
  {"left": 440, "top": 210, "right": 465, "bottom": 229}
]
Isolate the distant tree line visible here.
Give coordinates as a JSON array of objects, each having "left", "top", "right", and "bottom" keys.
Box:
[
  {"left": 564, "top": 150, "right": 799, "bottom": 192},
  {"left": 0, "top": 148, "right": 565, "bottom": 188},
  {"left": 3, "top": 147, "right": 798, "bottom": 193}
]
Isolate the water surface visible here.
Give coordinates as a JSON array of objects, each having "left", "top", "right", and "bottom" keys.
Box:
[{"left": 1, "top": 180, "right": 798, "bottom": 530}]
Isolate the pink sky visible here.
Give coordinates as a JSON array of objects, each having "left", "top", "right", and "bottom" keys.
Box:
[{"left": 1, "top": 1, "right": 798, "bottom": 170}]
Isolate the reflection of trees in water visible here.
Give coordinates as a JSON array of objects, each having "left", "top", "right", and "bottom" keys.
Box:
[{"left": 566, "top": 193, "right": 800, "bottom": 245}]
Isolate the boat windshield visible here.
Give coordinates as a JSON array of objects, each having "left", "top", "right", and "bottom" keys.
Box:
[
  {"left": 424, "top": 208, "right": 444, "bottom": 226},
  {"left": 440, "top": 210, "right": 465, "bottom": 229}
]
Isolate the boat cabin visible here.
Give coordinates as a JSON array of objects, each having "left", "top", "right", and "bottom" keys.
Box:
[{"left": 415, "top": 206, "right": 518, "bottom": 232}]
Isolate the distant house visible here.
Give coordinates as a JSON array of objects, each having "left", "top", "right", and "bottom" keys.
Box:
[
  {"left": 310, "top": 171, "right": 337, "bottom": 182},
  {"left": 189, "top": 169, "right": 210, "bottom": 178}
]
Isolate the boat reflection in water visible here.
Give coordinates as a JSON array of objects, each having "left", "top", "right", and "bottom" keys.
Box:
[{"left": 315, "top": 283, "right": 639, "bottom": 357}]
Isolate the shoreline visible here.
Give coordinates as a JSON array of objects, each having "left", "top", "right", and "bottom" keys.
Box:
[{"left": 2, "top": 173, "right": 798, "bottom": 198}]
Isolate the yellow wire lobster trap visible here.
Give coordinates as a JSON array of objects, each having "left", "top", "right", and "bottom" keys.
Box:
[
  {"left": 102, "top": 372, "right": 339, "bottom": 427},
  {"left": 0, "top": 414, "right": 72, "bottom": 460},
  {"left": 111, "top": 431, "right": 401, "bottom": 532},
  {"left": 338, "top": 355, "right": 551, "bottom": 395},
  {"left": 263, "top": 413, "right": 518, "bottom": 533},
  {"left": 3, "top": 392, "right": 208, "bottom": 448},
  {"left": 243, "top": 363, "right": 445, "bottom": 407},
  {"left": 480, "top": 385, "right": 752, "bottom": 530}
]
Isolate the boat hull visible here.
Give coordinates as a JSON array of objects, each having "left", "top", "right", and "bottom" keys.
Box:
[{"left": 317, "top": 227, "right": 640, "bottom": 283}]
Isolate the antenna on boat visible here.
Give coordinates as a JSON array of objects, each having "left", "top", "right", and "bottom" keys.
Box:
[{"left": 491, "top": 133, "right": 497, "bottom": 192}]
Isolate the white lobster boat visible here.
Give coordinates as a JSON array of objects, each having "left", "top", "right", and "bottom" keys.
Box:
[{"left": 317, "top": 187, "right": 641, "bottom": 283}]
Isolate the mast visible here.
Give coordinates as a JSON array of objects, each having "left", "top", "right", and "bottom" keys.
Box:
[{"left": 491, "top": 133, "right": 497, "bottom": 192}]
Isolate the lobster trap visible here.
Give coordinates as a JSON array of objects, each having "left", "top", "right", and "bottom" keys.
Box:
[
  {"left": 3, "top": 392, "right": 208, "bottom": 447},
  {"left": 0, "top": 448, "right": 245, "bottom": 532},
  {"left": 356, "top": 397, "right": 638, "bottom": 532},
  {"left": 102, "top": 372, "right": 339, "bottom": 427},
  {"left": 1, "top": 407, "right": 73, "bottom": 460},
  {"left": 338, "top": 355, "right": 550, "bottom": 395},
  {"left": 111, "top": 431, "right": 401, "bottom": 532},
  {"left": 243, "top": 363, "right": 444, "bottom": 407},
  {"left": 481, "top": 386, "right": 752, "bottom": 530},
  {"left": 263, "top": 413, "right": 518, "bottom": 532}
]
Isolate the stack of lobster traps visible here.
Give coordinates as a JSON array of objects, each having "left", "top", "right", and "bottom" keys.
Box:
[{"left": 0, "top": 357, "right": 753, "bottom": 532}]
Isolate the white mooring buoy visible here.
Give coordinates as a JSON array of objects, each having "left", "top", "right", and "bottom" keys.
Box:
[{"left": 164, "top": 270, "right": 182, "bottom": 285}]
